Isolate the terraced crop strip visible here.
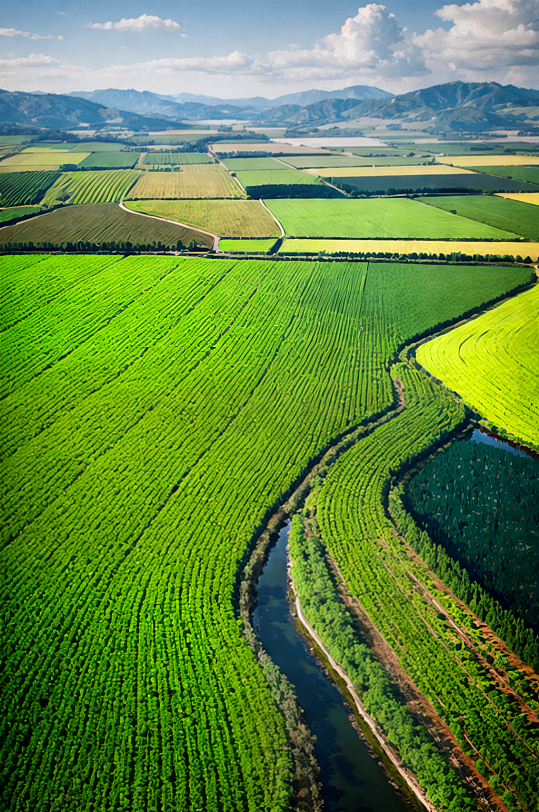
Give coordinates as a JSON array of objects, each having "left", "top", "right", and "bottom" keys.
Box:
[
  {"left": 41, "top": 170, "right": 140, "bottom": 206},
  {"left": 266, "top": 198, "right": 517, "bottom": 239},
  {"left": 0, "top": 171, "right": 60, "bottom": 207},
  {"left": 142, "top": 152, "right": 213, "bottom": 166},
  {"left": 0, "top": 203, "right": 211, "bottom": 250},
  {"left": 1, "top": 255, "right": 531, "bottom": 812},
  {"left": 316, "top": 361, "right": 539, "bottom": 812},
  {"left": 125, "top": 199, "right": 280, "bottom": 238},
  {"left": 127, "top": 164, "right": 246, "bottom": 199},
  {"left": 417, "top": 284, "right": 539, "bottom": 450}
]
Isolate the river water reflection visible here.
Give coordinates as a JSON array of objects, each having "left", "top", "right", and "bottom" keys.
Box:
[{"left": 252, "top": 523, "right": 413, "bottom": 812}]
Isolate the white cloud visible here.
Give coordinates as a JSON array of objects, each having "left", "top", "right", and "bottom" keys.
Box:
[
  {"left": 0, "top": 53, "right": 61, "bottom": 68},
  {"left": 1, "top": 2, "right": 538, "bottom": 96},
  {"left": 88, "top": 14, "right": 182, "bottom": 33},
  {"left": 260, "top": 3, "right": 426, "bottom": 83},
  {"left": 0, "top": 27, "right": 63, "bottom": 40},
  {"left": 416, "top": 0, "right": 539, "bottom": 82}
]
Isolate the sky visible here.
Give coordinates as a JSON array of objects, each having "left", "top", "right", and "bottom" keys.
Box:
[{"left": 1, "top": 0, "right": 538, "bottom": 98}]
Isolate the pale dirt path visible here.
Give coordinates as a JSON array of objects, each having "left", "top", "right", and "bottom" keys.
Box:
[
  {"left": 259, "top": 199, "right": 285, "bottom": 238},
  {"left": 272, "top": 156, "right": 348, "bottom": 196},
  {"left": 289, "top": 569, "right": 438, "bottom": 812},
  {"left": 118, "top": 201, "right": 219, "bottom": 251}
]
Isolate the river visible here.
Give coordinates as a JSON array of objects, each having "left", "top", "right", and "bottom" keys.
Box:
[{"left": 252, "top": 523, "right": 415, "bottom": 812}]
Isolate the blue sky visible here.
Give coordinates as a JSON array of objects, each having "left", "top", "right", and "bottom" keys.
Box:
[{"left": 1, "top": 1, "right": 538, "bottom": 96}]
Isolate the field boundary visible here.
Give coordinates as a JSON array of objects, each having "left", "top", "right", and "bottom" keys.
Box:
[{"left": 119, "top": 202, "right": 218, "bottom": 250}]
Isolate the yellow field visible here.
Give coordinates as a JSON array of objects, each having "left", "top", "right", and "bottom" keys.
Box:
[
  {"left": 496, "top": 192, "right": 539, "bottom": 206},
  {"left": 436, "top": 155, "right": 539, "bottom": 167},
  {"left": 0, "top": 165, "right": 62, "bottom": 173},
  {"left": 278, "top": 238, "right": 539, "bottom": 260},
  {"left": 0, "top": 152, "right": 89, "bottom": 168},
  {"left": 417, "top": 285, "right": 539, "bottom": 449},
  {"left": 306, "top": 165, "right": 475, "bottom": 178},
  {"left": 124, "top": 199, "right": 280, "bottom": 237},
  {"left": 126, "top": 164, "right": 246, "bottom": 199}
]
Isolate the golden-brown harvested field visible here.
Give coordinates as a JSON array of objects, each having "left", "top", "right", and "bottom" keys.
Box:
[
  {"left": 125, "top": 164, "right": 245, "bottom": 199},
  {"left": 496, "top": 192, "right": 539, "bottom": 206},
  {"left": 278, "top": 238, "right": 539, "bottom": 260}
]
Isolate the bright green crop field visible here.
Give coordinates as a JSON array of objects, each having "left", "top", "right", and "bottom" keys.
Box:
[
  {"left": 0, "top": 171, "right": 60, "bottom": 207},
  {"left": 421, "top": 194, "right": 539, "bottom": 240},
  {"left": 235, "top": 168, "right": 321, "bottom": 188},
  {"left": 417, "top": 283, "right": 539, "bottom": 450},
  {"left": 41, "top": 170, "right": 140, "bottom": 206},
  {"left": 222, "top": 157, "right": 288, "bottom": 171},
  {"left": 474, "top": 165, "right": 539, "bottom": 186},
  {"left": 1, "top": 253, "right": 531, "bottom": 812},
  {"left": 0, "top": 206, "right": 42, "bottom": 225},
  {"left": 218, "top": 238, "right": 278, "bottom": 252},
  {"left": 265, "top": 198, "right": 518, "bottom": 239},
  {"left": 79, "top": 152, "right": 141, "bottom": 169}
]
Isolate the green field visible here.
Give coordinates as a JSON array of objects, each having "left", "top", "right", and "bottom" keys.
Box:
[
  {"left": 315, "top": 355, "right": 539, "bottom": 812},
  {"left": 218, "top": 238, "right": 278, "bottom": 252},
  {"left": 222, "top": 157, "right": 288, "bottom": 171},
  {"left": 69, "top": 142, "right": 128, "bottom": 152},
  {"left": 142, "top": 152, "right": 212, "bottom": 166},
  {"left": 0, "top": 203, "right": 211, "bottom": 250},
  {"left": 0, "top": 152, "right": 89, "bottom": 168},
  {"left": 473, "top": 165, "right": 539, "bottom": 185},
  {"left": 1, "top": 254, "right": 531, "bottom": 812},
  {"left": 125, "top": 199, "right": 280, "bottom": 237},
  {"left": 127, "top": 165, "right": 245, "bottom": 199},
  {"left": 79, "top": 152, "right": 141, "bottom": 169},
  {"left": 407, "top": 438, "right": 539, "bottom": 626},
  {"left": 41, "top": 170, "right": 140, "bottom": 206},
  {"left": 417, "top": 284, "right": 539, "bottom": 449},
  {"left": 265, "top": 198, "right": 517, "bottom": 239},
  {"left": 284, "top": 155, "right": 434, "bottom": 169},
  {"left": 421, "top": 194, "right": 539, "bottom": 240},
  {"left": 0, "top": 206, "right": 42, "bottom": 225},
  {"left": 0, "top": 171, "right": 60, "bottom": 207},
  {"left": 235, "top": 168, "right": 321, "bottom": 188}
]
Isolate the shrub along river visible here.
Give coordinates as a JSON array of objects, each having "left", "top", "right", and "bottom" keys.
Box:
[{"left": 253, "top": 522, "right": 414, "bottom": 812}]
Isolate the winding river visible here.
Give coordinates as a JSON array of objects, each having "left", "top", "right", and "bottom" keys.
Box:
[{"left": 253, "top": 522, "right": 415, "bottom": 812}]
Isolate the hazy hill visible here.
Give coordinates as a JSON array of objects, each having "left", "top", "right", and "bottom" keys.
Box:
[
  {"left": 72, "top": 84, "right": 391, "bottom": 116},
  {"left": 0, "top": 89, "right": 179, "bottom": 131},
  {"left": 264, "top": 82, "right": 539, "bottom": 132}
]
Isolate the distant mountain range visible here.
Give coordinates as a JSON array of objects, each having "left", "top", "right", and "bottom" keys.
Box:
[
  {"left": 71, "top": 84, "right": 392, "bottom": 116},
  {"left": 1, "top": 81, "right": 538, "bottom": 134},
  {"left": 268, "top": 82, "right": 539, "bottom": 133}
]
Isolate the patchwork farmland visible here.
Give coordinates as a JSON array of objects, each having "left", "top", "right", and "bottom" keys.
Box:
[{"left": 2, "top": 122, "right": 539, "bottom": 812}]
